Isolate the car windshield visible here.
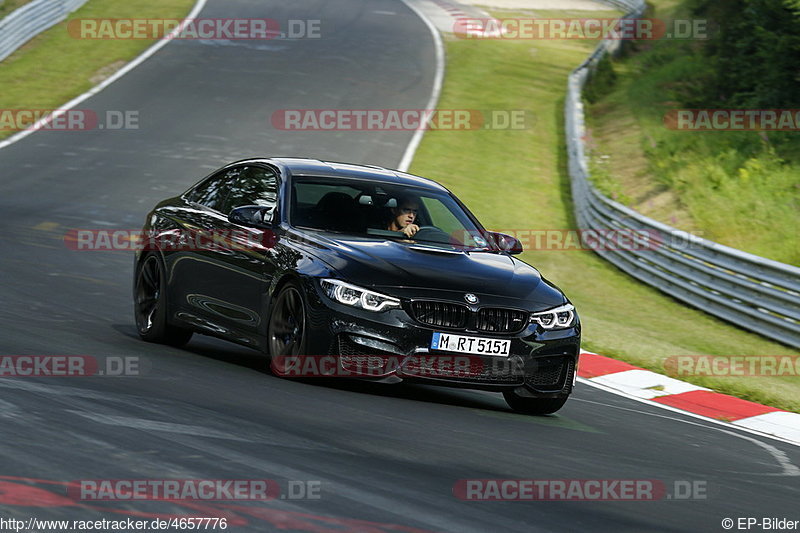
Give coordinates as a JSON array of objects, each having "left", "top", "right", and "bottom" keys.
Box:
[{"left": 290, "top": 177, "right": 494, "bottom": 251}]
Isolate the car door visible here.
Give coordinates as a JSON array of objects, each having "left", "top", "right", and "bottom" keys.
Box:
[
  {"left": 167, "top": 164, "right": 267, "bottom": 342},
  {"left": 165, "top": 165, "right": 239, "bottom": 329},
  {"left": 207, "top": 164, "right": 280, "bottom": 340}
]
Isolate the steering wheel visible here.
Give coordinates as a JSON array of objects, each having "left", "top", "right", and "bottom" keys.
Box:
[{"left": 412, "top": 225, "right": 451, "bottom": 243}]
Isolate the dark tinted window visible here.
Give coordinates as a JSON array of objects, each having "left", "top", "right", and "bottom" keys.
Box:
[
  {"left": 294, "top": 183, "right": 360, "bottom": 206},
  {"left": 187, "top": 167, "right": 243, "bottom": 211},
  {"left": 289, "top": 178, "right": 489, "bottom": 249},
  {"left": 221, "top": 166, "right": 278, "bottom": 214}
]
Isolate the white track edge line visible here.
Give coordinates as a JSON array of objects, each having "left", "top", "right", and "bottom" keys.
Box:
[{"left": 397, "top": 0, "right": 446, "bottom": 172}]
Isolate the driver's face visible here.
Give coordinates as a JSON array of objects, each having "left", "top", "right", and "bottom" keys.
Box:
[{"left": 393, "top": 203, "right": 418, "bottom": 228}]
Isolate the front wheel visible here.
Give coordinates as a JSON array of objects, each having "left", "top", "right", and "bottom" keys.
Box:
[
  {"left": 268, "top": 282, "right": 308, "bottom": 375},
  {"left": 503, "top": 391, "right": 569, "bottom": 415},
  {"left": 134, "top": 254, "right": 193, "bottom": 347}
]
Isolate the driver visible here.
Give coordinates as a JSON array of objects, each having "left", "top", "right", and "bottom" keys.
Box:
[{"left": 387, "top": 196, "right": 420, "bottom": 238}]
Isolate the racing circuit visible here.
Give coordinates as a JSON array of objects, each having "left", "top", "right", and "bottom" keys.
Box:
[{"left": 0, "top": 0, "right": 798, "bottom": 531}]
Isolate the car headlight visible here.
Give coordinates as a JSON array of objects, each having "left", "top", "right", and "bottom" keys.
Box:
[
  {"left": 530, "top": 303, "right": 575, "bottom": 329},
  {"left": 320, "top": 279, "right": 400, "bottom": 312}
]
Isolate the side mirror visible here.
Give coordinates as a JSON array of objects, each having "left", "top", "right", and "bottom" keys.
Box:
[
  {"left": 228, "top": 205, "right": 274, "bottom": 229},
  {"left": 491, "top": 232, "right": 523, "bottom": 254}
]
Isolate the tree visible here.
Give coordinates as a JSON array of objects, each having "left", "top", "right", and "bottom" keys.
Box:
[{"left": 689, "top": 0, "right": 800, "bottom": 108}]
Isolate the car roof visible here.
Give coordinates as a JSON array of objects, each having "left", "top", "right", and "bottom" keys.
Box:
[{"left": 227, "top": 157, "right": 450, "bottom": 192}]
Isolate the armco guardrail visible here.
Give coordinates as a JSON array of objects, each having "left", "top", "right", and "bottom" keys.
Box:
[
  {"left": 565, "top": 0, "right": 800, "bottom": 348},
  {"left": 0, "top": 0, "right": 89, "bottom": 62}
]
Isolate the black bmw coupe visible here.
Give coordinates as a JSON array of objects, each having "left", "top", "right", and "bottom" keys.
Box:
[{"left": 134, "top": 158, "right": 581, "bottom": 414}]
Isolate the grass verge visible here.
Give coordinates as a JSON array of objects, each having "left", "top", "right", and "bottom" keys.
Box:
[
  {"left": 0, "top": 0, "right": 195, "bottom": 139},
  {"left": 584, "top": 1, "right": 800, "bottom": 265},
  {"left": 408, "top": 11, "right": 800, "bottom": 413}
]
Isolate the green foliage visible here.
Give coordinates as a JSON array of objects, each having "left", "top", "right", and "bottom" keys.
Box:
[
  {"left": 584, "top": 0, "right": 800, "bottom": 264},
  {"left": 687, "top": 0, "right": 800, "bottom": 108},
  {"left": 562, "top": 0, "right": 800, "bottom": 264},
  {"left": 583, "top": 55, "right": 617, "bottom": 103}
]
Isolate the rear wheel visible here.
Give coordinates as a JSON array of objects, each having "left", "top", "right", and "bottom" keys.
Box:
[
  {"left": 268, "top": 282, "right": 307, "bottom": 375},
  {"left": 134, "top": 254, "right": 193, "bottom": 347},
  {"left": 503, "top": 391, "right": 569, "bottom": 415}
]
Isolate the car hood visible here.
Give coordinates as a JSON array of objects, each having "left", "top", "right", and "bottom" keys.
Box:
[{"left": 290, "top": 231, "right": 567, "bottom": 308}]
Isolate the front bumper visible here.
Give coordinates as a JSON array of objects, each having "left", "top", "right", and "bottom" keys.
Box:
[{"left": 300, "top": 279, "right": 580, "bottom": 397}]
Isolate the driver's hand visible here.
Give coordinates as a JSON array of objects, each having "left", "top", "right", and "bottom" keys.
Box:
[{"left": 402, "top": 224, "right": 419, "bottom": 238}]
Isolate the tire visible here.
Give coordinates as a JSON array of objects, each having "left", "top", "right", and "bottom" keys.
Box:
[
  {"left": 503, "top": 391, "right": 569, "bottom": 415},
  {"left": 268, "top": 281, "right": 308, "bottom": 376},
  {"left": 133, "top": 254, "right": 193, "bottom": 347}
]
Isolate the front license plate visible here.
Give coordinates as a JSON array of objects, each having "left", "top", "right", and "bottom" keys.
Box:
[{"left": 430, "top": 332, "right": 510, "bottom": 357}]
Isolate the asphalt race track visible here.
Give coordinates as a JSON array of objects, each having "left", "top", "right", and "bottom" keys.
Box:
[{"left": 0, "top": 1, "right": 798, "bottom": 531}]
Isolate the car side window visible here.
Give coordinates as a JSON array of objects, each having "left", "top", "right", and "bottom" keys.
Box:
[
  {"left": 187, "top": 167, "right": 243, "bottom": 212},
  {"left": 221, "top": 166, "right": 279, "bottom": 215},
  {"left": 421, "top": 196, "right": 460, "bottom": 233}
]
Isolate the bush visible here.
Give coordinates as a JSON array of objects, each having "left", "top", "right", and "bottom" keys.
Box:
[{"left": 583, "top": 55, "right": 617, "bottom": 103}]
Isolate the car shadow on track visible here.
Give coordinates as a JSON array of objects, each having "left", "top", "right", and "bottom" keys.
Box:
[
  {"left": 115, "top": 325, "right": 524, "bottom": 415},
  {"left": 113, "top": 324, "right": 267, "bottom": 372},
  {"left": 302, "top": 378, "right": 514, "bottom": 413}
]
